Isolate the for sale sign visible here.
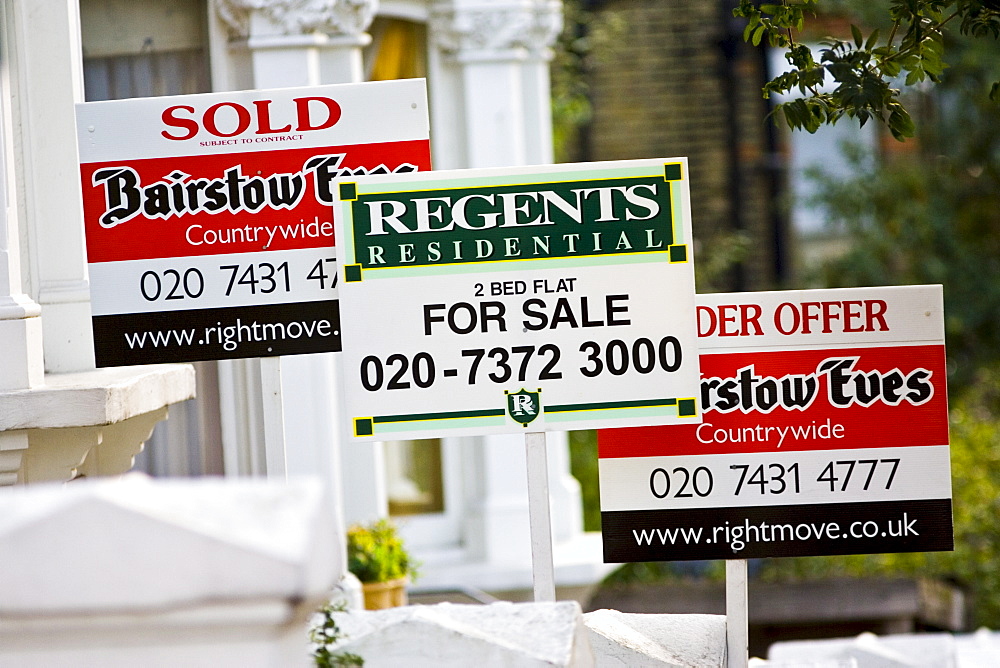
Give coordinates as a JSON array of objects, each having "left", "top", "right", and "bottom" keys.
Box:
[
  {"left": 599, "top": 285, "right": 953, "bottom": 562},
  {"left": 77, "top": 80, "right": 431, "bottom": 366},
  {"left": 333, "top": 159, "right": 702, "bottom": 441}
]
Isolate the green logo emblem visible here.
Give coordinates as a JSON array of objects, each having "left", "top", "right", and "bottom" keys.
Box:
[{"left": 506, "top": 388, "right": 541, "bottom": 427}]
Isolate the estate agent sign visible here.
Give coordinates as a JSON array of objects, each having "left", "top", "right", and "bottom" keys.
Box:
[
  {"left": 77, "top": 80, "right": 431, "bottom": 366},
  {"left": 600, "top": 285, "right": 953, "bottom": 562},
  {"left": 333, "top": 159, "right": 702, "bottom": 441}
]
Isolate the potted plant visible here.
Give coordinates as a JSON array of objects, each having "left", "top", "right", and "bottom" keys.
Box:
[{"left": 346, "top": 519, "right": 417, "bottom": 609}]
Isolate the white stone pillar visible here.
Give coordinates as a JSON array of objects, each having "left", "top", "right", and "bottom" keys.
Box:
[
  {"left": 214, "top": 0, "right": 375, "bottom": 90},
  {"left": 428, "top": 0, "right": 562, "bottom": 169},
  {"left": 211, "top": 0, "right": 378, "bottom": 581},
  {"left": 0, "top": 0, "right": 197, "bottom": 487},
  {"left": 7, "top": 0, "right": 94, "bottom": 373},
  {"left": 0, "top": 1, "right": 49, "bottom": 484},
  {"left": 427, "top": 0, "right": 587, "bottom": 579}
]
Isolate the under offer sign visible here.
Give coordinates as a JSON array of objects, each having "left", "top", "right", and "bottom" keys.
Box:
[
  {"left": 333, "top": 159, "right": 702, "bottom": 441},
  {"left": 599, "top": 285, "right": 953, "bottom": 562},
  {"left": 77, "top": 80, "right": 431, "bottom": 366}
]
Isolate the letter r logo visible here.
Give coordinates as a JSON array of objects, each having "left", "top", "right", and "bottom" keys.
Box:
[
  {"left": 511, "top": 394, "right": 535, "bottom": 415},
  {"left": 506, "top": 389, "right": 541, "bottom": 426}
]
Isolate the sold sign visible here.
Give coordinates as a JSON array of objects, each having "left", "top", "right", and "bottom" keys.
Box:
[{"left": 77, "top": 80, "right": 431, "bottom": 366}]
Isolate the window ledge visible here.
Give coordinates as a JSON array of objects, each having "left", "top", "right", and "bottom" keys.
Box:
[{"left": 0, "top": 364, "right": 196, "bottom": 431}]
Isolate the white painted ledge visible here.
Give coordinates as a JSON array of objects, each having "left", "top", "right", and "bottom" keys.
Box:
[{"left": 0, "top": 364, "right": 196, "bottom": 431}]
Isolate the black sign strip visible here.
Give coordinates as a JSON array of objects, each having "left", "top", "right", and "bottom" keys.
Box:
[
  {"left": 92, "top": 300, "right": 341, "bottom": 366},
  {"left": 602, "top": 498, "right": 953, "bottom": 562}
]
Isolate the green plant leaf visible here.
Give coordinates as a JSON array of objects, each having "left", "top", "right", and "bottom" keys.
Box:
[{"left": 865, "top": 28, "right": 881, "bottom": 51}]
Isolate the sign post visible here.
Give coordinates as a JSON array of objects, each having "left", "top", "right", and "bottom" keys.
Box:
[
  {"left": 599, "top": 285, "right": 953, "bottom": 663},
  {"left": 726, "top": 559, "right": 748, "bottom": 668},
  {"left": 526, "top": 431, "right": 556, "bottom": 602},
  {"left": 332, "top": 158, "right": 704, "bottom": 598},
  {"left": 77, "top": 80, "right": 432, "bottom": 472}
]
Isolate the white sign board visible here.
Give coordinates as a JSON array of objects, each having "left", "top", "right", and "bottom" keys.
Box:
[
  {"left": 333, "top": 159, "right": 702, "bottom": 441},
  {"left": 77, "top": 80, "right": 430, "bottom": 366},
  {"left": 599, "top": 285, "right": 953, "bottom": 561}
]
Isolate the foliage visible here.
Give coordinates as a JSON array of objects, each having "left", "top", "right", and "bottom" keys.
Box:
[
  {"left": 346, "top": 519, "right": 416, "bottom": 584},
  {"left": 765, "top": 28, "right": 1000, "bottom": 627},
  {"left": 733, "top": 0, "right": 1000, "bottom": 139},
  {"left": 758, "top": 375, "right": 1000, "bottom": 627},
  {"left": 550, "top": 0, "right": 626, "bottom": 162},
  {"left": 693, "top": 232, "right": 754, "bottom": 294},
  {"left": 310, "top": 602, "right": 364, "bottom": 667},
  {"left": 805, "top": 32, "right": 1000, "bottom": 391},
  {"left": 568, "top": 430, "right": 601, "bottom": 532}
]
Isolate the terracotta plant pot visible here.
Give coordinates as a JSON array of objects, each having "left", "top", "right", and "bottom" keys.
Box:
[{"left": 361, "top": 577, "right": 409, "bottom": 610}]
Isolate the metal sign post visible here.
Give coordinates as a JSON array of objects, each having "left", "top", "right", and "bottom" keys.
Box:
[
  {"left": 726, "top": 559, "right": 749, "bottom": 668},
  {"left": 261, "top": 356, "right": 287, "bottom": 477},
  {"left": 525, "top": 431, "right": 556, "bottom": 602}
]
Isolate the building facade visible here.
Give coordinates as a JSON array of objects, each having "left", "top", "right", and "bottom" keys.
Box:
[{"left": 0, "top": 0, "right": 611, "bottom": 596}]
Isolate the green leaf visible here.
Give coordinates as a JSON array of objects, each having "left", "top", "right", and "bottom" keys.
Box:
[
  {"left": 851, "top": 24, "right": 863, "bottom": 48},
  {"left": 881, "top": 58, "right": 902, "bottom": 77},
  {"left": 752, "top": 25, "right": 766, "bottom": 47},
  {"left": 905, "top": 67, "right": 926, "bottom": 85},
  {"left": 865, "top": 29, "right": 881, "bottom": 51},
  {"left": 887, "top": 104, "right": 915, "bottom": 141}
]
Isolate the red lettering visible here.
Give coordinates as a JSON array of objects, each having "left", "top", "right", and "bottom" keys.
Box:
[
  {"left": 739, "top": 304, "right": 763, "bottom": 335},
  {"left": 801, "top": 301, "right": 821, "bottom": 334},
  {"left": 204, "top": 102, "right": 252, "bottom": 138},
  {"left": 821, "top": 301, "right": 841, "bottom": 333},
  {"left": 697, "top": 305, "right": 717, "bottom": 337},
  {"left": 294, "top": 97, "right": 342, "bottom": 131},
  {"left": 161, "top": 105, "right": 198, "bottom": 140},
  {"left": 866, "top": 299, "right": 888, "bottom": 331},
  {"left": 719, "top": 304, "right": 739, "bottom": 336},
  {"left": 774, "top": 302, "right": 799, "bottom": 335},
  {"left": 252, "top": 99, "right": 292, "bottom": 135},
  {"left": 699, "top": 303, "right": 765, "bottom": 337},
  {"left": 843, "top": 300, "right": 864, "bottom": 332}
]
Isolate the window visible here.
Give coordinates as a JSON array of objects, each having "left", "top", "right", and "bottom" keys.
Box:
[
  {"left": 80, "top": 0, "right": 211, "bottom": 101},
  {"left": 384, "top": 438, "right": 446, "bottom": 516},
  {"left": 80, "top": 0, "right": 220, "bottom": 477},
  {"left": 364, "top": 17, "right": 427, "bottom": 82}
]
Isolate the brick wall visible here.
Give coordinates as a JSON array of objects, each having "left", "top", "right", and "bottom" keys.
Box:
[{"left": 571, "top": 0, "right": 786, "bottom": 291}]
